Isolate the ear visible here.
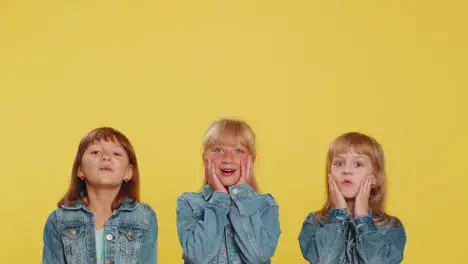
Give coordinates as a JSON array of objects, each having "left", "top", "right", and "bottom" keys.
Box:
[
  {"left": 77, "top": 167, "right": 84, "bottom": 178},
  {"left": 124, "top": 164, "right": 134, "bottom": 182},
  {"left": 371, "top": 174, "right": 377, "bottom": 185},
  {"left": 202, "top": 153, "right": 210, "bottom": 165}
]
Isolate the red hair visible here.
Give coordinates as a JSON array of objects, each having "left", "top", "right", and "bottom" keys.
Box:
[
  {"left": 315, "top": 132, "right": 400, "bottom": 227},
  {"left": 58, "top": 127, "right": 140, "bottom": 209}
]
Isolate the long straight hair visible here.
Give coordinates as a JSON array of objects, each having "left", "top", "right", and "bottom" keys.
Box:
[{"left": 58, "top": 127, "right": 140, "bottom": 209}]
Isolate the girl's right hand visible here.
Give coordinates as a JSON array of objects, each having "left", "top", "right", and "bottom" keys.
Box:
[
  {"left": 328, "top": 174, "right": 347, "bottom": 209},
  {"left": 205, "top": 158, "right": 227, "bottom": 193}
]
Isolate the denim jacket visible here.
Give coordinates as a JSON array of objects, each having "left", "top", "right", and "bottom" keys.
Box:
[
  {"left": 42, "top": 200, "right": 158, "bottom": 264},
  {"left": 176, "top": 184, "right": 281, "bottom": 264},
  {"left": 299, "top": 209, "right": 406, "bottom": 264}
]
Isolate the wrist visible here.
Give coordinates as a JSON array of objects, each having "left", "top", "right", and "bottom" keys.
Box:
[
  {"left": 354, "top": 206, "right": 369, "bottom": 217},
  {"left": 354, "top": 211, "right": 368, "bottom": 217}
]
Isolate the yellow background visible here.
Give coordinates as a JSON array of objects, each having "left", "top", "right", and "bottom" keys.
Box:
[{"left": 1, "top": 1, "right": 466, "bottom": 263}]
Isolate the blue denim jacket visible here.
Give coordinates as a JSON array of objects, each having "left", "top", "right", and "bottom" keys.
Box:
[
  {"left": 299, "top": 209, "right": 406, "bottom": 264},
  {"left": 176, "top": 184, "right": 281, "bottom": 264},
  {"left": 42, "top": 200, "right": 158, "bottom": 264}
]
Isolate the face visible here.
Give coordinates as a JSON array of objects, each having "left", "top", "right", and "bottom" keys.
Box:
[
  {"left": 330, "top": 151, "right": 374, "bottom": 199},
  {"left": 78, "top": 139, "right": 133, "bottom": 188},
  {"left": 204, "top": 143, "right": 249, "bottom": 187}
]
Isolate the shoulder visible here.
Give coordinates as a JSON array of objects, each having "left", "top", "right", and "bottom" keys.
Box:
[
  {"left": 128, "top": 202, "right": 157, "bottom": 221},
  {"left": 177, "top": 191, "right": 205, "bottom": 204},
  {"left": 302, "top": 211, "right": 324, "bottom": 226},
  {"left": 46, "top": 206, "right": 87, "bottom": 227},
  {"left": 134, "top": 202, "right": 156, "bottom": 215},
  {"left": 44, "top": 209, "right": 59, "bottom": 229},
  {"left": 384, "top": 215, "right": 405, "bottom": 230},
  {"left": 256, "top": 192, "right": 279, "bottom": 207},
  {"left": 375, "top": 214, "right": 405, "bottom": 230}
]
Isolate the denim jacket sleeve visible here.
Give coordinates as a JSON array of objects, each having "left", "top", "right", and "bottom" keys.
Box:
[
  {"left": 176, "top": 191, "right": 231, "bottom": 264},
  {"left": 229, "top": 184, "right": 281, "bottom": 264},
  {"left": 42, "top": 210, "right": 66, "bottom": 264},
  {"left": 354, "top": 216, "right": 406, "bottom": 264},
  {"left": 137, "top": 206, "right": 158, "bottom": 264},
  {"left": 299, "top": 208, "right": 351, "bottom": 264}
]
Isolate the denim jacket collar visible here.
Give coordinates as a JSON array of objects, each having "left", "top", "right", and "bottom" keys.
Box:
[
  {"left": 61, "top": 193, "right": 138, "bottom": 212},
  {"left": 202, "top": 184, "right": 214, "bottom": 201}
]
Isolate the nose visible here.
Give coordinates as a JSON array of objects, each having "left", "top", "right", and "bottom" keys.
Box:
[
  {"left": 101, "top": 153, "right": 111, "bottom": 161},
  {"left": 221, "top": 151, "right": 234, "bottom": 164},
  {"left": 343, "top": 164, "right": 353, "bottom": 175}
]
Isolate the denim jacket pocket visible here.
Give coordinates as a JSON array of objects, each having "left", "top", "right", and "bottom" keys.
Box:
[
  {"left": 61, "top": 225, "right": 86, "bottom": 263},
  {"left": 119, "top": 226, "right": 145, "bottom": 257}
]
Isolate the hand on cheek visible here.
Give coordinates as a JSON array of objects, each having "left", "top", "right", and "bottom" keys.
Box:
[
  {"left": 354, "top": 174, "right": 372, "bottom": 217},
  {"left": 237, "top": 155, "right": 253, "bottom": 186},
  {"left": 205, "top": 157, "right": 227, "bottom": 193},
  {"left": 328, "top": 174, "right": 347, "bottom": 209}
]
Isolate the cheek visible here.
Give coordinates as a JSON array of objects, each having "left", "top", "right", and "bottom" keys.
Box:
[
  {"left": 207, "top": 154, "right": 221, "bottom": 163},
  {"left": 235, "top": 155, "right": 247, "bottom": 164},
  {"left": 330, "top": 167, "right": 341, "bottom": 177},
  {"left": 81, "top": 158, "right": 96, "bottom": 170}
]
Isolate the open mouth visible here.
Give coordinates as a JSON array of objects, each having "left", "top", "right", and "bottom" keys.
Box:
[
  {"left": 99, "top": 166, "right": 113, "bottom": 172},
  {"left": 220, "top": 168, "right": 236, "bottom": 176}
]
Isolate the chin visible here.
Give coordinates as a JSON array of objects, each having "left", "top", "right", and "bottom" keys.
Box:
[
  {"left": 342, "top": 191, "right": 358, "bottom": 199},
  {"left": 220, "top": 179, "right": 240, "bottom": 188},
  {"left": 93, "top": 180, "right": 123, "bottom": 188}
]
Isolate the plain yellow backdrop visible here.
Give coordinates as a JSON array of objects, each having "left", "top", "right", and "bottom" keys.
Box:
[{"left": 0, "top": 1, "right": 467, "bottom": 263}]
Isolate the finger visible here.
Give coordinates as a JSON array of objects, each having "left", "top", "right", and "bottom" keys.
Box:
[
  {"left": 362, "top": 176, "right": 370, "bottom": 196},
  {"left": 366, "top": 175, "right": 372, "bottom": 195},
  {"left": 210, "top": 162, "right": 217, "bottom": 181},
  {"left": 246, "top": 155, "right": 253, "bottom": 183},
  {"left": 357, "top": 178, "right": 365, "bottom": 198},
  {"left": 242, "top": 159, "right": 246, "bottom": 180},
  {"left": 237, "top": 160, "right": 245, "bottom": 184},
  {"left": 331, "top": 176, "right": 340, "bottom": 194},
  {"left": 328, "top": 174, "right": 335, "bottom": 196},
  {"left": 331, "top": 176, "right": 342, "bottom": 200},
  {"left": 205, "top": 159, "right": 210, "bottom": 181}
]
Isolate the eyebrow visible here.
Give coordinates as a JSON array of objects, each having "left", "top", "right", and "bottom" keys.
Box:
[{"left": 334, "top": 154, "right": 367, "bottom": 159}]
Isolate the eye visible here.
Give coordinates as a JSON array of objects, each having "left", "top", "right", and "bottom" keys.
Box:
[
  {"left": 90, "top": 150, "right": 100, "bottom": 155},
  {"left": 212, "top": 148, "right": 223, "bottom": 154},
  {"left": 113, "top": 152, "right": 123, "bottom": 157},
  {"left": 333, "top": 161, "right": 343, "bottom": 166},
  {"left": 354, "top": 161, "right": 364, "bottom": 167},
  {"left": 234, "top": 148, "right": 245, "bottom": 154}
]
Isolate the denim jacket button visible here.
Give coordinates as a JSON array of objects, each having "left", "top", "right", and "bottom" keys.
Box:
[
  {"left": 70, "top": 229, "right": 77, "bottom": 236},
  {"left": 232, "top": 189, "right": 239, "bottom": 194},
  {"left": 127, "top": 231, "right": 133, "bottom": 237},
  {"left": 106, "top": 234, "right": 113, "bottom": 240},
  {"left": 90, "top": 257, "right": 94, "bottom": 262}
]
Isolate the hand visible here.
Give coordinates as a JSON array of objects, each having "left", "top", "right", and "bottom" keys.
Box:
[
  {"left": 354, "top": 174, "right": 372, "bottom": 217},
  {"left": 205, "top": 158, "right": 227, "bottom": 193},
  {"left": 328, "top": 174, "right": 347, "bottom": 209},
  {"left": 237, "top": 155, "right": 253, "bottom": 186}
]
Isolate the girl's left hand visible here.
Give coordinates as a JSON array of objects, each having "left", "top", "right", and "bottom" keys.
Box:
[
  {"left": 354, "top": 174, "right": 373, "bottom": 217},
  {"left": 237, "top": 155, "right": 253, "bottom": 186}
]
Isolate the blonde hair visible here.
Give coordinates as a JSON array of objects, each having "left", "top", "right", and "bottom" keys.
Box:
[
  {"left": 316, "top": 132, "right": 400, "bottom": 226},
  {"left": 202, "top": 118, "right": 259, "bottom": 191}
]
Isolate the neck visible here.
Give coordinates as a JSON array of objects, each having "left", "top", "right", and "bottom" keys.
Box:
[
  {"left": 84, "top": 184, "right": 120, "bottom": 214},
  {"left": 345, "top": 199, "right": 355, "bottom": 216}
]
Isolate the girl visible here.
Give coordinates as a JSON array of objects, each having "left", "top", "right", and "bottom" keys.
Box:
[
  {"left": 42, "top": 127, "right": 158, "bottom": 264},
  {"left": 176, "top": 119, "right": 281, "bottom": 264},
  {"left": 299, "top": 132, "right": 406, "bottom": 264}
]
